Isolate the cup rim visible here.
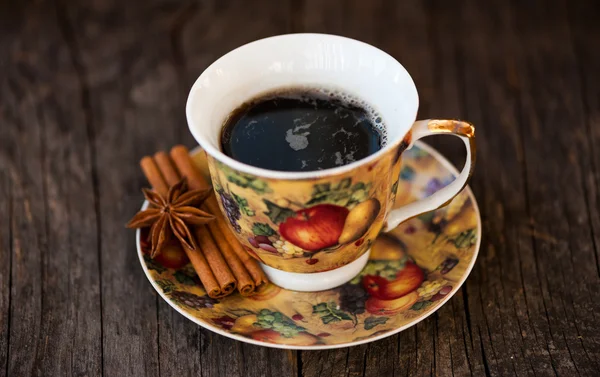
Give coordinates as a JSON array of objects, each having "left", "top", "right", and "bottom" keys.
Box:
[{"left": 186, "top": 33, "right": 419, "bottom": 180}]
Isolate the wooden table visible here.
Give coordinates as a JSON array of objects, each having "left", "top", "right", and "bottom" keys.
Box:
[{"left": 1, "top": 0, "right": 598, "bottom": 376}]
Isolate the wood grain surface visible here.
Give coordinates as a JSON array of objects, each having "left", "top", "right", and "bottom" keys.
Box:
[{"left": 0, "top": 0, "right": 598, "bottom": 376}]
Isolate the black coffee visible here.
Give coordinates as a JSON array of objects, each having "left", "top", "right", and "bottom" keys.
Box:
[{"left": 220, "top": 89, "right": 384, "bottom": 172}]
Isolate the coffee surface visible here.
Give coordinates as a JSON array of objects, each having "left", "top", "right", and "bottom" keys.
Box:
[{"left": 220, "top": 89, "right": 383, "bottom": 172}]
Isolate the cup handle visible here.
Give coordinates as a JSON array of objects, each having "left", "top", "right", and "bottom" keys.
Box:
[{"left": 384, "top": 119, "right": 476, "bottom": 231}]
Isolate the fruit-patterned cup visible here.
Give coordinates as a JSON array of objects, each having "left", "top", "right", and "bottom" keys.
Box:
[{"left": 186, "top": 34, "right": 475, "bottom": 291}]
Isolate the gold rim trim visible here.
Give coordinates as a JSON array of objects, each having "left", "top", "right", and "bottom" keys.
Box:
[{"left": 427, "top": 119, "right": 475, "bottom": 138}]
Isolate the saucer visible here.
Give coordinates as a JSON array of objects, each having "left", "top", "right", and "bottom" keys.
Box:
[{"left": 136, "top": 141, "right": 481, "bottom": 349}]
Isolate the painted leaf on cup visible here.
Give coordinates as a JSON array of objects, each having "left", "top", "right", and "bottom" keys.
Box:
[
  {"left": 232, "top": 192, "right": 255, "bottom": 216},
  {"left": 247, "top": 179, "right": 270, "bottom": 194},
  {"left": 263, "top": 199, "right": 296, "bottom": 224},
  {"left": 173, "top": 270, "right": 197, "bottom": 286},
  {"left": 313, "top": 302, "right": 353, "bottom": 324},
  {"left": 252, "top": 222, "right": 276, "bottom": 237},
  {"left": 215, "top": 160, "right": 272, "bottom": 194},
  {"left": 307, "top": 190, "right": 351, "bottom": 206},
  {"left": 143, "top": 255, "right": 166, "bottom": 273},
  {"left": 334, "top": 177, "right": 352, "bottom": 190},
  {"left": 410, "top": 301, "right": 433, "bottom": 311},
  {"left": 363, "top": 316, "right": 388, "bottom": 330},
  {"left": 306, "top": 178, "right": 371, "bottom": 207},
  {"left": 255, "top": 309, "right": 306, "bottom": 338},
  {"left": 391, "top": 180, "right": 399, "bottom": 196},
  {"left": 312, "top": 183, "right": 331, "bottom": 195},
  {"left": 155, "top": 279, "right": 176, "bottom": 294},
  {"left": 452, "top": 229, "right": 477, "bottom": 248}
]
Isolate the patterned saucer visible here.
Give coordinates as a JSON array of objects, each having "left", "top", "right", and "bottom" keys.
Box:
[{"left": 136, "top": 141, "right": 481, "bottom": 349}]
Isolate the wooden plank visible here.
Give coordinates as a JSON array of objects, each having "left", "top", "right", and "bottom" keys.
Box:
[
  {"left": 428, "top": 1, "right": 530, "bottom": 376},
  {"left": 37, "top": 2, "right": 104, "bottom": 375},
  {"left": 0, "top": 7, "right": 45, "bottom": 371},
  {"left": 179, "top": 0, "right": 293, "bottom": 87},
  {"left": 569, "top": 3, "right": 600, "bottom": 368},
  {"left": 0, "top": 116, "right": 11, "bottom": 377},
  {"left": 507, "top": 0, "right": 600, "bottom": 375},
  {"left": 58, "top": 0, "right": 190, "bottom": 375},
  {"left": 441, "top": 0, "right": 583, "bottom": 375},
  {"left": 569, "top": 0, "right": 600, "bottom": 293},
  {"left": 0, "top": 0, "right": 103, "bottom": 375},
  {"left": 155, "top": 306, "right": 204, "bottom": 376},
  {"left": 448, "top": 0, "right": 600, "bottom": 376},
  {"left": 0, "top": 94, "right": 45, "bottom": 377}
]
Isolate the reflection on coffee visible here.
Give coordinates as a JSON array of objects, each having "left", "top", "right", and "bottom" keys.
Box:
[{"left": 220, "top": 88, "right": 385, "bottom": 172}]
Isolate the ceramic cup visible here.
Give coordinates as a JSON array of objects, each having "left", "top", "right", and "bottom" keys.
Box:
[{"left": 186, "top": 34, "right": 475, "bottom": 291}]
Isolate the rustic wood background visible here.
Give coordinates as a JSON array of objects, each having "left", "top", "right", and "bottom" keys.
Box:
[{"left": 1, "top": 0, "right": 599, "bottom": 376}]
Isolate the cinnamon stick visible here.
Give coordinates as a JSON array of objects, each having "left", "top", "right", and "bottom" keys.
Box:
[
  {"left": 208, "top": 225, "right": 255, "bottom": 296},
  {"left": 223, "top": 229, "right": 268, "bottom": 286},
  {"left": 178, "top": 243, "right": 222, "bottom": 298},
  {"left": 195, "top": 229, "right": 236, "bottom": 296},
  {"left": 140, "top": 156, "right": 169, "bottom": 196},
  {"left": 154, "top": 151, "right": 180, "bottom": 185},
  {"left": 141, "top": 155, "right": 223, "bottom": 298},
  {"left": 170, "top": 145, "right": 267, "bottom": 288},
  {"left": 152, "top": 152, "right": 179, "bottom": 191},
  {"left": 154, "top": 153, "right": 237, "bottom": 296}
]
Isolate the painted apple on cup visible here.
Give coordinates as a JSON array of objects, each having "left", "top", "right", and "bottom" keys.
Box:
[
  {"left": 279, "top": 204, "right": 349, "bottom": 251},
  {"left": 279, "top": 198, "right": 381, "bottom": 252}
]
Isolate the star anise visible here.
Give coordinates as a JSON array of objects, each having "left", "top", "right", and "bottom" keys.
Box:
[{"left": 126, "top": 178, "right": 214, "bottom": 257}]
